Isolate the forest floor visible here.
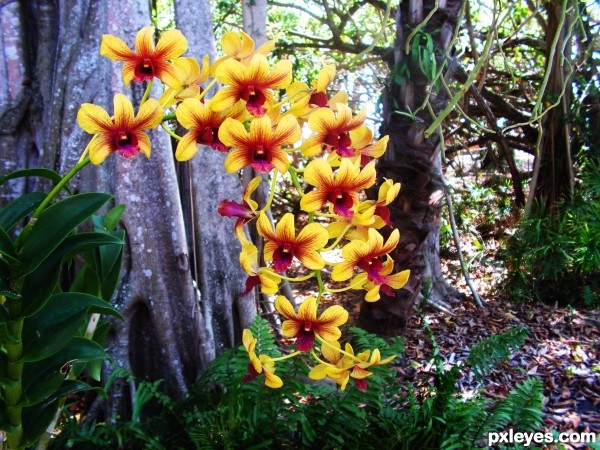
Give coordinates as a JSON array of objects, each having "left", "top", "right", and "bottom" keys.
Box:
[
  {"left": 401, "top": 296, "right": 600, "bottom": 448},
  {"left": 287, "top": 245, "right": 600, "bottom": 449}
]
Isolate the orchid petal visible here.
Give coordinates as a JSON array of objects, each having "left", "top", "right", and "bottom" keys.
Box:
[
  {"left": 154, "top": 29, "right": 187, "bottom": 60},
  {"left": 100, "top": 34, "right": 135, "bottom": 61},
  {"left": 77, "top": 104, "right": 113, "bottom": 134}
]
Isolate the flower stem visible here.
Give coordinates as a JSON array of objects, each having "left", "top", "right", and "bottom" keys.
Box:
[
  {"left": 316, "top": 334, "right": 360, "bottom": 362},
  {"left": 322, "top": 224, "right": 351, "bottom": 252},
  {"left": 287, "top": 167, "right": 304, "bottom": 198},
  {"left": 260, "top": 172, "right": 279, "bottom": 212},
  {"left": 161, "top": 123, "right": 182, "bottom": 141},
  {"left": 275, "top": 272, "right": 315, "bottom": 282},
  {"left": 33, "top": 156, "right": 91, "bottom": 220},
  {"left": 197, "top": 78, "right": 218, "bottom": 102},
  {"left": 315, "top": 270, "right": 325, "bottom": 303},
  {"left": 326, "top": 277, "right": 366, "bottom": 293},
  {"left": 141, "top": 80, "right": 154, "bottom": 104},
  {"left": 270, "top": 351, "right": 301, "bottom": 362}
]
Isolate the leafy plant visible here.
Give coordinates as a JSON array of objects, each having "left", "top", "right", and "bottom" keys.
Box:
[
  {"left": 370, "top": 323, "right": 542, "bottom": 450},
  {"left": 506, "top": 169, "right": 600, "bottom": 306},
  {"left": 48, "top": 315, "right": 543, "bottom": 450},
  {"left": 0, "top": 169, "right": 124, "bottom": 448},
  {"left": 468, "top": 325, "right": 529, "bottom": 380}
]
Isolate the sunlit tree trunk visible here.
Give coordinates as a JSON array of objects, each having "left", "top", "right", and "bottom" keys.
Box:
[
  {"left": 528, "top": 0, "right": 574, "bottom": 212},
  {"left": 174, "top": 0, "right": 256, "bottom": 366},
  {"left": 359, "top": 0, "right": 463, "bottom": 334},
  {"left": 0, "top": 0, "right": 247, "bottom": 421}
]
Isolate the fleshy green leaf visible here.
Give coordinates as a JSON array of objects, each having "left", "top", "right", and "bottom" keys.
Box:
[
  {"left": 22, "top": 397, "right": 59, "bottom": 446},
  {"left": 17, "top": 192, "right": 112, "bottom": 276},
  {"left": 22, "top": 292, "right": 122, "bottom": 362},
  {"left": 0, "top": 276, "right": 20, "bottom": 300},
  {"left": 99, "top": 230, "right": 125, "bottom": 280},
  {"left": 24, "top": 337, "right": 107, "bottom": 382},
  {"left": 0, "top": 168, "right": 72, "bottom": 195},
  {"left": 102, "top": 204, "right": 126, "bottom": 231},
  {"left": 21, "top": 232, "right": 123, "bottom": 317},
  {"left": 0, "top": 226, "right": 18, "bottom": 266},
  {"left": 0, "top": 192, "right": 47, "bottom": 231}
]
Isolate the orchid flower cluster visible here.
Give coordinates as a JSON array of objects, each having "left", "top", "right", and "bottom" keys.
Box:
[{"left": 78, "top": 27, "right": 410, "bottom": 392}]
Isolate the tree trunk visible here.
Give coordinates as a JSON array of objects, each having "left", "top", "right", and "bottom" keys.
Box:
[
  {"left": 528, "top": 0, "right": 574, "bottom": 212},
  {"left": 359, "top": 0, "right": 463, "bottom": 334},
  {"left": 174, "top": 0, "right": 256, "bottom": 364},
  {"left": 0, "top": 0, "right": 248, "bottom": 421}
]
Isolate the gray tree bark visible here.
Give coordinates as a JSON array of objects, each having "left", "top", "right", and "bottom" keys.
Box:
[
  {"left": 0, "top": 0, "right": 249, "bottom": 421},
  {"left": 174, "top": 0, "right": 256, "bottom": 362},
  {"left": 359, "top": 0, "right": 464, "bottom": 334}
]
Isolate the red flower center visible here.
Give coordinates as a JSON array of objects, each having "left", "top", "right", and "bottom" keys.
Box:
[
  {"left": 358, "top": 258, "right": 387, "bottom": 284},
  {"left": 273, "top": 243, "right": 294, "bottom": 272},
  {"left": 327, "top": 190, "right": 354, "bottom": 218},
  {"left": 197, "top": 127, "right": 214, "bottom": 146},
  {"left": 242, "top": 86, "right": 267, "bottom": 116},
  {"left": 309, "top": 91, "right": 328, "bottom": 107},
  {"left": 134, "top": 58, "right": 155, "bottom": 82},
  {"left": 296, "top": 328, "right": 315, "bottom": 352},
  {"left": 323, "top": 132, "right": 353, "bottom": 157},
  {"left": 251, "top": 145, "right": 273, "bottom": 173},
  {"left": 114, "top": 131, "right": 139, "bottom": 158},
  {"left": 243, "top": 362, "right": 260, "bottom": 384}
]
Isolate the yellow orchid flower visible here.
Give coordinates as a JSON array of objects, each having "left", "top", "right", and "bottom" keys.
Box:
[
  {"left": 286, "top": 65, "right": 348, "bottom": 119},
  {"left": 309, "top": 341, "right": 395, "bottom": 391},
  {"left": 351, "top": 255, "right": 410, "bottom": 302},
  {"left": 239, "top": 243, "right": 281, "bottom": 295},
  {"left": 242, "top": 329, "right": 283, "bottom": 388},
  {"left": 331, "top": 228, "right": 400, "bottom": 282},
  {"left": 257, "top": 212, "right": 328, "bottom": 273},
  {"left": 77, "top": 93, "right": 163, "bottom": 165},
  {"left": 100, "top": 26, "right": 186, "bottom": 86},
  {"left": 327, "top": 201, "right": 380, "bottom": 242},
  {"left": 300, "top": 104, "right": 367, "bottom": 157},
  {"left": 349, "top": 126, "right": 390, "bottom": 163},
  {"left": 300, "top": 158, "right": 376, "bottom": 218},
  {"left": 275, "top": 296, "right": 348, "bottom": 352},
  {"left": 373, "top": 178, "right": 401, "bottom": 227},
  {"left": 159, "top": 55, "right": 210, "bottom": 107},
  {"left": 211, "top": 54, "right": 292, "bottom": 117},
  {"left": 219, "top": 114, "right": 300, "bottom": 174},
  {"left": 211, "top": 30, "right": 276, "bottom": 75},
  {"left": 175, "top": 98, "right": 248, "bottom": 161}
]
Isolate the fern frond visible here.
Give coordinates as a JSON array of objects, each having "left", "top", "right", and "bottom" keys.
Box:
[
  {"left": 487, "top": 377, "right": 544, "bottom": 432},
  {"left": 468, "top": 326, "right": 529, "bottom": 380},
  {"left": 348, "top": 326, "right": 405, "bottom": 355}
]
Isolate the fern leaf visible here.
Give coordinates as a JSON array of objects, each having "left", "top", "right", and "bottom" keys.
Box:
[{"left": 468, "top": 325, "right": 529, "bottom": 380}]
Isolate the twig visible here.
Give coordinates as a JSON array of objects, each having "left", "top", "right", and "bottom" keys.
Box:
[{"left": 441, "top": 174, "right": 485, "bottom": 308}]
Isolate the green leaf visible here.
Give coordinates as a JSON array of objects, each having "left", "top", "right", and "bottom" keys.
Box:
[
  {"left": 0, "top": 276, "right": 20, "bottom": 300},
  {"left": 0, "top": 226, "right": 18, "bottom": 266},
  {"left": 98, "top": 230, "right": 124, "bottom": 280},
  {"left": 17, "top": 192, "right": 112, "bottom": 276},
  {"left": 23, "top": 337, "right": 108, "bottom": 389},
  {"left": 100, "top": 246, "right": 123, "bottom": 301},
  {"left": 83, "top": 322, "right": 111, "bottom": 381},
  {"left": 21, "top": 360, "right": 106, "bottom": 407},
  {"left": 102, "top": 204, "right": 126, "bottom": 231},
  {"left": 21, "top": 232, "right": 123, "bottom": 317},
  {"left": 22, "top": 292, "right": 122, "bottom": 362},
  {"left": 0, "top": 192, "right": 46, "bottom": 231},
  {"left": 0, "top": 168, "right": 72, "bottom": 195},
  {"left": 19, "top": 371, "right": 64, "bottom": 407},
  {"left": 22, "top": 397, "right": 59, "bottom": 446}
]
